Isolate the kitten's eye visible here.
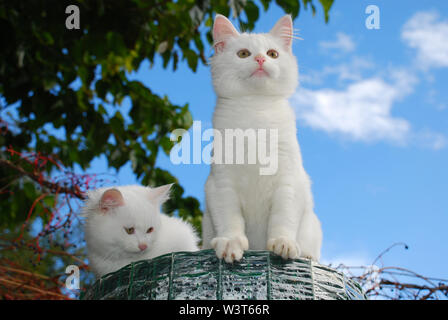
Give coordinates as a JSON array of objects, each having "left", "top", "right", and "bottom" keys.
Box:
[
  {"left": 124, "top": 227, "right": 135, "bottom": 235},
  {"left": 146, "top": 227, "right": 154, "bottom": 233},
  {"left": 267, "top": 49, "right": 279, "bottom": 59},
  {"left": 237, "top": 49, "right": 251, "bottom": 58}
]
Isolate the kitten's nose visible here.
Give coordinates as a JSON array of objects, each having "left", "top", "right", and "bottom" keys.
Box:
[
  {"left": 254, "top": 55, "right": 266, "bottom": 66},
  {"left": 138, "top": 243, "right": 148, "bottom": 251}
]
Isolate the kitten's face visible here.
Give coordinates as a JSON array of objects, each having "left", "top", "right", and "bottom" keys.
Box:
[
  {"left": 83, "top": 185, "right": 170, "bottom": 259},
  {"left": 210, "top": 15, "right": 299, "bottom": 98},
  {"left": 99, "top": 200, "right": 160, "bottom": 256}
]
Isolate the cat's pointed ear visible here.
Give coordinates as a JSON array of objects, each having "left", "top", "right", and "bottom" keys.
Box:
[
  {"left": 100, "top": 188, "right": 124, "bottom": 213},
  {"left": 148, "top": 183, "right": 173, "bottom": 205},
  {"left": 213, "top": 14, "right": 239, "bottom": 53},
  {"left": 270, "top": 15, "right": 294, "bottom": 51}
]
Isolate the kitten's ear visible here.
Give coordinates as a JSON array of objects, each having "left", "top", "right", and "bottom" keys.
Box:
[
  {"left": 213, "top": 14, "right": 239, "bottom": 53},
  {"left": 148, "top": 184, "right": 173, "bottom": 205},
  {"left": 270, "top": 15, "right": 293, "bottom": 51},
  {"left": 100, "top": 188, "right": 124, "bottom": 213}
]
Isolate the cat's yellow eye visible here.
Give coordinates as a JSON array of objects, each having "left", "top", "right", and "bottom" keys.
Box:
[
  {"left": 146, "top": 227, "right": 154, "bottom": 233},
  {"left": 237, "top": 49, "right": 251, "bottom": 58},
  {"left": 267, "top": 49, "right": 279, "bottom": 59},
  {"left": 124, "top": 227, "right": 135, "bottom": 235}
]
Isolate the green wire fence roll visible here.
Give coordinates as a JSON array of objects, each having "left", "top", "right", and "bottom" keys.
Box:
[{"left": 82, "top": 249, "right": 366, "bottom": 300}]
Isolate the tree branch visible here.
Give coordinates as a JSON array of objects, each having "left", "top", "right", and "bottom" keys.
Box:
[{"left": 0, "top": 158, "right": 86, "bottom": 200}]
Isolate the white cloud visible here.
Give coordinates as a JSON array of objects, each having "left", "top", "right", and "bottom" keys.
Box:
[
  {"left": 426, "top": 89, "right": 448, "bottom": 111},
  {"left": 402, "top": 11, "right": 448, "bottom": 69},
  {"left": 436, "top": 103, "right": 447, "bottom": 111},
  {"left": 319, "top": 32, "right": 356, "bottom": 53},
  {"left": 300, "top": 56, "right": 375, "bottom": 85},
  {"left": 296, "top": 23, "right": 448, "bottom": 149},
  {"left": 293, "top": 72, "right": 447, "bottom": 150},
  {"left": 322, "top": 57, "right": 375, "bottom": 82},
  {"left": 321, "top": 252, "right": 372, "bottom": 269},
  {"left": 414, "top": 130, "right": 447, "bottom": 150},
  {"left": 292, "top": 74, "right": 415, "bottom": 144},
  {"left": 293, "top": 70, "right": 447, "bottom": 149}
]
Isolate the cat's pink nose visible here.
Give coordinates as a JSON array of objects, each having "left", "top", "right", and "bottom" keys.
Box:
[
  {"left": 254, "top": 55, "right": 266, "bottom": 66},
  {"left": 138, "top": 243, "right": 148, "bottom": 251}
]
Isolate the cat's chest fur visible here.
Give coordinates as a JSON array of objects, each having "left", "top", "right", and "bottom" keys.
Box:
[
  {"left": 212, "top": 96, "right": 302, "bottom": 172},
  {"left": 213, "top": 97, "right": 294, "bottom": 130},
  {"left": 211, "top": 97, "right": 302, "bottom": 249}
]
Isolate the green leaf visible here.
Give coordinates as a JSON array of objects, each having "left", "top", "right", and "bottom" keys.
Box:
[
  {"left": 260, "top": 0, "right": 270, "bottom": 11},
  {"left": 106, "top": 32, "right": 127, "bottom": 57},
  {"left": 160, "top": 136, "right": 174, "bottom": 155},
  {"left": 183, "top": 49, "right": 198, "bottom": 72},
  {"left": 275, "top": 0, "right": 300, "bottom": 19},
  {"left": 318, "top": 0, "right": 334, "bottom": 23},
  {"left": 109, "top": 111, "right": 125, "bottom": 136},
  {"left": 244, "top": 1, "right": 260, "bottom": 29},
  {"left": 95, "top": 80, "right": 109, "bottom": 100}
]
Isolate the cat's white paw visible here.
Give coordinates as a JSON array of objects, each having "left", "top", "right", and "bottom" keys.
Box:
[
  {"left": 211, "top": 236, "right": 249, "bottom": 263},
  {"left": 267, "top": 236, "right": 300, "bottom": 260}
]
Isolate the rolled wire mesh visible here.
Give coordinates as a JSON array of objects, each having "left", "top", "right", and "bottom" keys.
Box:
[{"left": 82, "top": 249, "right": 366, "bottom": 300}]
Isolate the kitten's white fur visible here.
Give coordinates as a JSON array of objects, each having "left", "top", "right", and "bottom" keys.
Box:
[
  {"left": 202, "top": 14, "right": 322, "bottom": 263},
  {"left": 82, "top": 184, "right": 199, "bottom": 278}
]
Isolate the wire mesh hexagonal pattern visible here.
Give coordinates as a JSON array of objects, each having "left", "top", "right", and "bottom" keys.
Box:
[{"left": 82, "top": 250, "right": 366, "bottom": 300}]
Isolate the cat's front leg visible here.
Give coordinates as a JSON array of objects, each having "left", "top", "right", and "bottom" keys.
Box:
[
  {"left": 205, "top": 176, "right": 249, "bottom": 263},
  {"left": 267, "top": 182, "right": 302, "bottom": 259}
]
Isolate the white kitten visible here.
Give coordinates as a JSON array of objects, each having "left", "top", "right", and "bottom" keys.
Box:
[
  {"left": 82, "top": 184, "right": 199, "bottom": 278},
  {"left": 202, "top": 14, "right": 322, "bottom": 263}
]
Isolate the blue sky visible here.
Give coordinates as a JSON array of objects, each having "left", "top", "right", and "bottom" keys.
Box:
[{"left": 84, "top": 0, "right": 448, "bottom": 281}]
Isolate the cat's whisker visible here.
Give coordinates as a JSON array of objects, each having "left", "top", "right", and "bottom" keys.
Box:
[
  {"left": 279, "top": 26, "right": 301, "bottom": 33},
  {"left": 277, "top": 25, "right": 303, "bottom": 41},
  {"left": 280, "top": 32, "right": 303, "bottom": 41}
]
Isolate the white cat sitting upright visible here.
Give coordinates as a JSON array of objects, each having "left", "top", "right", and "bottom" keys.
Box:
[
  {"left": 83, "top": 184, "right": 199, "bottom": 278},
  {"left": 202, "top": 14, "right": 322, "bottom": 263}
]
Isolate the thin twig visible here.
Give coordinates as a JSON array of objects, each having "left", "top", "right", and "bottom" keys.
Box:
[{"left": 0, "top": 158, "right": 86, "bottom": 200}]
